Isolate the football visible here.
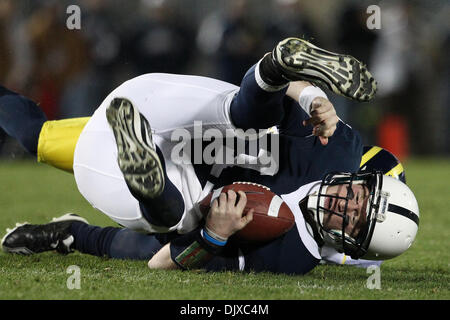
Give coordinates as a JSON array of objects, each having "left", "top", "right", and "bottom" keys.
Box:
[{"left": 199, "top": 182, "right": 295, "bottom": 243}]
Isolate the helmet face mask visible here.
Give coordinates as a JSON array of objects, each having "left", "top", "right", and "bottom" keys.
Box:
[{"left": 313, "top": 171, "right": 383, "bottom": 259}]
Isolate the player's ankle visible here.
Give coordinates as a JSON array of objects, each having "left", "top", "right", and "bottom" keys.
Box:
[
  {"left": 259, "top": 53, "right": 288, "bottom": 86},
  {"left": 254, "top": 53, "right": 289, "bottom": 92}
]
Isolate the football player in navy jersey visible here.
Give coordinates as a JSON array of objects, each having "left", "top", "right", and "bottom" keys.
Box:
[{"left": 1, "top": 38, "right": 419, "bottom": 275}]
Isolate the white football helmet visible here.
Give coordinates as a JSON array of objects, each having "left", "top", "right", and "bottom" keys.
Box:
[{"left": 305, "top": 171, "right": 419, "bottom": 260}]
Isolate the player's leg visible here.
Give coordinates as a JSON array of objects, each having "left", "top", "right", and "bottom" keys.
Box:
[
  {"left": 37, "top": 117, "right": 90, "bottom": 172},
  {"left": 229, "top": 63, "right": 288, "bottom": 130},
  {"left": 0, "top": 85, "right": 90, "bottom": 173},
  {"left": 105, "top": 97, "right": 185, "bottom": 228},
  {"left": 71, "top": 222, "right": 166, "bottom": 259},
  {"left": 1, "top": 213, "right": 166, "bottom": 260},
  {"left": 0, "top": 85, "right": 47, "bottom": 155}
]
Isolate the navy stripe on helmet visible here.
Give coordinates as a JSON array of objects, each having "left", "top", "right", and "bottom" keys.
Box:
[{"left": 388, "top": 204, "right": 419, "bottom": 226}]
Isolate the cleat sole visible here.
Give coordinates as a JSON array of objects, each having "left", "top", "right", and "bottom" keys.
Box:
[
  {"left": 106, "top": 98, "right": 165, "bottom": 199},
  {"left": 273, "top": 37, "right": 377, "bottom": 102}
]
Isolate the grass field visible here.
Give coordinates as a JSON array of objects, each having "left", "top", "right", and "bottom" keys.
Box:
[{"left": 0, "top": 159, "right": 449, "bottom": 301}]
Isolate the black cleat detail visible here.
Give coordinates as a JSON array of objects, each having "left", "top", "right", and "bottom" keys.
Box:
[{"left": 1, "top": 213, "right": 88, "bottom": 255}]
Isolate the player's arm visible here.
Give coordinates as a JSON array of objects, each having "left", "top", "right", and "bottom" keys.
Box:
[
  {"left": 286, "top": 81, "right": 338, "bottom": 146},
  {"left": 147, "top": 242, "right": 177, "bottom": 270},
  {"left": 148, "top": 190, "right": 253, "bottom": 270}
]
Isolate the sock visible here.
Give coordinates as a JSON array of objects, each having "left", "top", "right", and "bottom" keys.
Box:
[
  {"left": 70, "top": 222, "right": 120, "bottom": 257},
  {"left": 257, "top": 53, "right": 289, "bottom": 88},
  {"left": 136, "top": 146, "right": 185, "bottom": 228}
]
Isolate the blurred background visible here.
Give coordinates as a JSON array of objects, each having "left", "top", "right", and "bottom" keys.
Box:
[{"left": 0, "top": 0, "right": 449, "bottom": 160}]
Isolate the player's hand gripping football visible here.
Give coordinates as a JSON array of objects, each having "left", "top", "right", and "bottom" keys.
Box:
[
  {"left": 303, "top": 97, "right": 339, "bottom": 146},
  {"left": 205, "top": 190, "right": 254, "bottom": 240}
]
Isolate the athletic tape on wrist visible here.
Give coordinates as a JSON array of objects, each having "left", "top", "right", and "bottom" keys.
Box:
[
  {"left": 204, "top": 226, "right": 228, "bottom": 242},
  {"left": 202, "top": 228, "right": 227, "bottom": 246},
  {"left": 298, "top": 86, "right": 328, "bottom": 115}
]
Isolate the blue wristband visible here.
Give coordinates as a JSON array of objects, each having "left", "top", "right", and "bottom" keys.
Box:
[{"left": 201, "top": 228, "right": 227, "bottom": 247}]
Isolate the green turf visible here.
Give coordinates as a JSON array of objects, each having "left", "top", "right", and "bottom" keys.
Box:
[{"left": 0, "top": 159, "right": 449, "bottom": 300}]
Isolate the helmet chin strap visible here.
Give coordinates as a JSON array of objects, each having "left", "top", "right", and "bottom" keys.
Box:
[{"left": 323, "top": 229, "right": 352, "bottom": 252}]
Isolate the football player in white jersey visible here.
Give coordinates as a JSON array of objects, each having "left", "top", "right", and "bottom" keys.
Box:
[{"left": 1, "top": 38, "right": 419, "bottom": 274}]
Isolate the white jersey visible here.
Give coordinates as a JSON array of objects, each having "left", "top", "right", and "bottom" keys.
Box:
[
  {"left": 280, "top": 181, "right": 322, "bottom": 260},
  {"left": 73, "top": 73, "right": 239, "bottom": 233}
]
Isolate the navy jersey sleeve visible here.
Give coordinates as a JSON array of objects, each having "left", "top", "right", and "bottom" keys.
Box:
[
  {"left": 278, "top": 95, "right": 313, "bottom": 138},
  {"left": 300, "top": 120, "right": 363, "bottom": 184}
]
